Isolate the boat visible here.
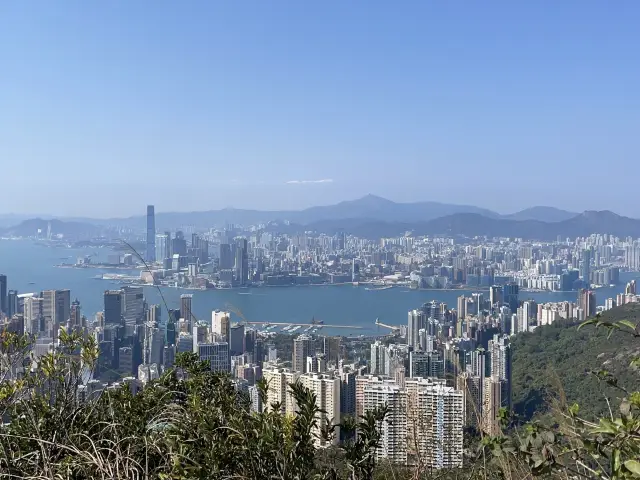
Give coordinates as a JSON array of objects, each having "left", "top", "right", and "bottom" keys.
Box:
[{"left": 364, "top": 285, "right": 393, "bottom": 291}]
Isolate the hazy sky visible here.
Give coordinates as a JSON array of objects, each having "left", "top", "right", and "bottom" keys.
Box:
[{"left": 1, "top": 2, "right": 639, "bottom": 217}]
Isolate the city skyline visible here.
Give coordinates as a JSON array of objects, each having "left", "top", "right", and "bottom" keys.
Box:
[{"left": 1, "top": 3, "right": 640, "bottom": 216}]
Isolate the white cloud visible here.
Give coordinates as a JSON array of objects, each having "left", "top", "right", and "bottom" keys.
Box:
[{"left": 286, "top": 179, "right": 334, "bottom": 185}]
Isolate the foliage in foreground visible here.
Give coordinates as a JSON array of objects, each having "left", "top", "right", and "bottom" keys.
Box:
[{"left": 0, "top": 310, "right": 639, "bottom": 479}]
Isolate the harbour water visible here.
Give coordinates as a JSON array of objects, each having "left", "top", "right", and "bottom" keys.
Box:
[{"left": 2, "top": 239, "right": 639, "bottom": 335}]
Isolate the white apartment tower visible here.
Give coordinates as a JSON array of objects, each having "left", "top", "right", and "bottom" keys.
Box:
[
  {"left": 414, "top": 385, "right": 464, "bottom": 469},
  {"left": 299, "top": 373, "right": 340, "bottom": 446},
  {"left": 363, "top": 384, "right": 407, "bottom": 465},
  {"left": 263, "top": 367, "right": 299, "bottom": 414}
]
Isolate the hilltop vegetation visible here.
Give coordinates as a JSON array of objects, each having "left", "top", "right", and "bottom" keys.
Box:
[
  {"left": 512, "top": 303, "right": 640, "bottom": 421},
  {"left": 1, "top": 306, "right": 640, "bottom": 478}
]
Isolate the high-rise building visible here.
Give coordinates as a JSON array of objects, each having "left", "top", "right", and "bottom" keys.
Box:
[
  {"left": 581, "top": 248, "right": 592, "bottom": 287},
  {"left": 122, "top": 286, "right": 144, "bottom": 326},
  {"left": 502, "top": 283, "right": 519, "bottom": 313},
  {"left": 68, "top": 299, "right": 83, "bottom": 333},
  {"left": 42, "top": 289, "right": 71, "bottom": 328},
  {"left": 146, "top": 205, "right": 156, "bottom": 263},
  {"left": 235, "top": 238, "right": 249, "bottom": 286},
  {"left": 263, "top": 367, "right": 300, "bottom": 414},
  {"left": 145, "top": 325, "right": 164, "bottom": 365},
  {"left": 306, "top": 354, "right": 327, "bottom": 373},
  {"left": 104, "top": 290, "right": 123, "bottom": 325},
  {"left": 299, "top": 373, "right": 341, "bottom": 446},
  {"left": 180, "top": 294, "right": 193, "bottom": 325},
  {"left": 409, "top": 351, "right": 443, "bottom": 379},
  {"left": 578, "top": 289, "right": 597, "bottom": 318},
  {"left": 293, "top": 334, "right": 314, "bottom": 373},
  {"left": 412, "top": 384, "right": 464, "bottom": 469},
  {"left": 339, "top": 368, "right": 356, "bottom": 418},
  {"left": 212, "top": 310, "right": 230, "bottom": 342},
  {"left": 197, "top": 342, "right": 230, "bottom": 373},
  {"left": 489, "top": 286, "right": 502, "bottom": 309},
  {"left": 229, "top": 323, "right": 245, "bottom": 355},
  {"left": 370, "top": 341, "right": 388, "bottom": 375},
  {"left": 407, "top": 309, "right": 427, "bottom": 349},
  {"left": 24, "top": 296, "right": 44, "bottom": 335},
  {"left": 363, "top": 384, "right": 407, "bottom": 464},
  {"left": 457, "top": 371, "right": 482, "bottom": 428},
  {"left": 7, "top": 290, "right": 18, "bottom": 318},
  {"left": 456, "top": 295, "right": 466, "bottom": 321},
  {"left": 155, "top": 234, "right": 170, "bottom": 263},
  {"left": 0, "top": 274, "right": 7, "bottom": 314},
  {"left": 626, "top": 280, "right": 637, "bottom": 295},
  {"left": 323, "top": 336, "right": 341, "bottom": 365},
  {"left": 172, "top": 231, "right": 187, "bottom": 257},
  {"left": 487, "top": 335, "right": 512, "bottom": 410},
  {"left": 482, "top": 375, "right": 509, "bottom": 435},
  {"left": 219, "top": 244, "right": 233, "bottom": 269}
]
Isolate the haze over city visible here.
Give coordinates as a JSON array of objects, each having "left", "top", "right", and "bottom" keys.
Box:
[{"left": 1, "top": 2, "right": 640, "bottom": 217}]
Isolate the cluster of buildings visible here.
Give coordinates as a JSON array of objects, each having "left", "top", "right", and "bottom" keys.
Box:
[{"left": 132, "top": 206, "right": 640, "bottom": 292}]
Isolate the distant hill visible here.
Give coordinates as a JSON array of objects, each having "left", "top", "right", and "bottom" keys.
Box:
[
  {"left": 82, "top": 194, "right": 502, "bottom": 230},
  {"left": 64, "top": 196, "right": 605, "bottom": 230},
  {"left": 504, "top": 206, "right": 578, "bottom": 222},
  {"left": 0, "top": 218, "right": 104, "bottom": 239},
  {"left": 511, "top": 303, "right": 640, "bottom": 422},
  {"left": 280, "top": 210, "right": 640, "bottom": 240},
  {"left": 5, "top": 209, "right": 640, "bottom": 240}
]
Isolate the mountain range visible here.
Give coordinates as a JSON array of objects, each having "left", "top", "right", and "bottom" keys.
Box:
[
  {"left": 54, "top": 194, "right": 579, "bottom": 230},
  {"left": 1, "top": 195, "right": 638, "bottom": 240}
]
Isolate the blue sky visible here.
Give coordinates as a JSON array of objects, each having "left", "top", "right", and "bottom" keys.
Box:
[{"left": 0, "top": 1, "right": 638, "bottom": 217}]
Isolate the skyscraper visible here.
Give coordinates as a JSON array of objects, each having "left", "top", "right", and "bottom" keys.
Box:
[
  {"left": 488, "top": 335, "right": 512, "bottom": 410},
  {"left": 413, "top": 384, "right": 464, "bottom": 469},
  {"left": 197, "top": 342, "right": 230, "bottom": 373},
  {"left": 299, "top": 373, "right": 341, "bottom": 446},
  {"left": 7, "top": 289, "right": 18, "bottom": 318},
  {"left": 42, "top": 289, "right": 71, "bottom": 327},
  {"left": 122, "top": 286, "right": 144, "bottom": 326},
  {"left": 104, "top": 290, "right": 124, "bottom": 325},
  {"left": 235, "top": 238, "right": 249, "bottom": 286},
  {"left": 24, "top": 296, "right": 44, "bottom": 335},
  {"left": 578, "top": 289, "right": 597, "bottom": 318},
  {"left": 155, "top": 234, "right": 170, "bottom": 263},
  {"left": 502, "top": 283, "right": 519, "bottom": 313},
  {"left": 68, "top": 299, "right": 83, "bottom": 333},
  {"left": 146, "top": 205, "right": 156, "bottom": 263},
  {"left": 489, "top": 286, "right": 502, "bottom": 309},
  {"left": 219, "top": 244, "right": 233, "bottom": 269},
  {"left": 293, "top": 334, "right": 314, "bottom": 373},
  {"left": 407, "top": 309, "right": 427, "bottom": 349},
  {"left": 262, "top": 367, "right": 299, "bottom": 414},
  {"left": 581, "top": 248, "right": 592, "bottom": 287},
  {"left": 482, "top": 376, "right": 509, "bottom": 435},
  {"left": 456, "top": 295, "right": 466, "bottom": 321},
  {"left": 363, "top": 384, "right": 407, "bottom": 464},
  {"left": 180, "top": 294, "right": 193, "bottom": 325},
  {"left": 212, "top": 310, "right": 230, "bottom": 342}
]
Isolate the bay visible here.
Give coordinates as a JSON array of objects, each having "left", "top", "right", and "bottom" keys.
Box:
[{"left": 2, "top": 239, "right": 639, "bottom": 336}]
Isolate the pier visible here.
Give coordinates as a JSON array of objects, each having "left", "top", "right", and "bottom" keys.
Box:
[{"left": 243, "top": 321, "right": 363, "bottom": 329}]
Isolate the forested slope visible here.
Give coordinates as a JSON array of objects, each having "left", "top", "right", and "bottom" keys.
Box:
[{"left": 511, "top": 303, "right": 640, "bottom": 421}]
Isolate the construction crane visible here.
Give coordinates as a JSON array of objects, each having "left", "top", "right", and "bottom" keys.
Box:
[
  {"left": 225, "top": 303, "right": 250, "bottom": 326},
  {"left": 375, "top": 317, "right": 401, "bottom": 333}
]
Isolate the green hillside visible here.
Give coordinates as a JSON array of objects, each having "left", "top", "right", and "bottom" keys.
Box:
[{"left": 512, "top": 303, "right": 640, "bottom": 422}]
